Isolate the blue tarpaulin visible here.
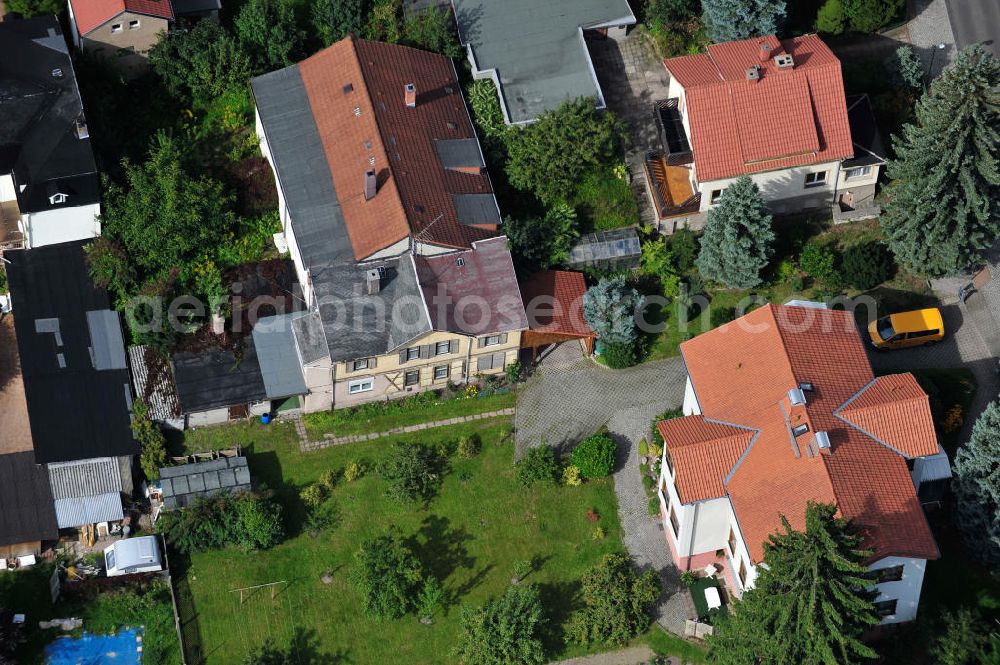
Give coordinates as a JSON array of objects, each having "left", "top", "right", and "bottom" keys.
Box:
[{"left": 45, "top": 627, "right": 143, "bottom": 664}]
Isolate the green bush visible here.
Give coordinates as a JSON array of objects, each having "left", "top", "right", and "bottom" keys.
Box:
[
  {"left": 505, "top": 360, "right": 523, "bottom": 384},
  {"left": 344, "top": 460, "right": 364, "bottom": 482},
  {"left": 516, "top": 445, "right": 559, "bottom": 486},
  {"left": 571, "top": 433, "right": 617, "bottom": 478},
  {"left": 800, "top": 239, "right": 841, "bottom": 284},
  {"left": 157, "top": 492, "right": 283, "bottom": 553},
  {"left": 668, "top": 228, "right": 699, "bottom": 273},
  {"left": 318, "top": 468, "right": 340, "bottom": 491},
  {"left": 573, "top": 167, "right": 639, "bottom": 231},
  {"left": 841, "top": 241, "right": 894, "bottom": 290},
  {"left": 299, "top": 483, "right": 326, "bottom": 509},
  {"left": 602, "top": 342, "right": 638, "bottom": 369},
  {"left": 351, "top": 534, "right": 424, "bottom": 619},
  {"left": 378, "top": 443, "right": 440, "bottom": 502},
  {"left": 563, "top": 465, "right": 583, "bottom": 486},
  {"left": 132, "top": 398, "right": 167, "bottom": 481},
  {"left": 456, "top": 434, "right": 481, "bottom": 459},
  {"left": 648, "top": 496, "right": 661, "bottom": 516},
  {"left": 816, "top": 0, "right": 845, "bottom": 34},
  {"left": 568, "top": 552, "right": 661, "bottom": 646}
]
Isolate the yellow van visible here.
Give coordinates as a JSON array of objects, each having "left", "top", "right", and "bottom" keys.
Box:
[{"left": 868, "top": 308, "right": 944, "bottom": 350}]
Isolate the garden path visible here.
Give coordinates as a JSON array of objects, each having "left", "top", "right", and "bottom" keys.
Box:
[{"left": 547, "top": 645, "right": 692, "bottom": 665}]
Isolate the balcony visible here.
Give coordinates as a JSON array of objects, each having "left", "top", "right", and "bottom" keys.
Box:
[
  {"left": 643, "top": 151, "right": 700, "bottom": 220},
  {"left": 655, "top": 99, "right": 692, "bottom": 165}
]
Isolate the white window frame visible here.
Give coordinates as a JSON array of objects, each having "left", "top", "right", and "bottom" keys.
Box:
[
  {"left": 348, "top": 378, "right": 373, "bottom": 395},
  {"left": 405, "top": 347, "right": 420, "bottom": 361},
  {"left": 710, "top": 188, "right": 725, "bottom": 204},
  {"left": 128, "top": 19, "right": 140, "bottom": 29},
  {"left": 433, "top": 365, "right": 449, "bottom": 380},
  {"left": 111, "top": 23, "right": 123, "bottom": 32},
  {"left": 844, "top": 165, "right": 871, "bottom": 180},
  {"left": 804, "top": 171, "right": 828, "bottom": 188},
  {"left": 352, "top": 358, "right": 369, "bottom": 371},
  {"left": 483, "top": 334, "right": 501, "bottom": 347},
  {"left": 435, "top": 341, "right": 450, "bottom": 355}
]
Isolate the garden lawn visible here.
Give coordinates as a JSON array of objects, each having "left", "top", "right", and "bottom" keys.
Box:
[
  {"left": 302, "top": 390, "right": 516, "bottom": 440},
  {"left": 176, "top": 416, "right": 625, "bottom": 664}
]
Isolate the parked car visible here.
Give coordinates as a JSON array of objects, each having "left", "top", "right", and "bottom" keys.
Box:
[
  {"left": 868, "top": 308, "right": 944, "bottom": 350},
  {"left": 104, "top": 536, "right": 163, "bottom": 577}
]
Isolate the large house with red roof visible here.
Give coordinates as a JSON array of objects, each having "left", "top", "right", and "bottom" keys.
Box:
[
  {"left": 647, "top": 34, "right": 886, "bottom": 230},
  {"left": 250, "top": 37, "right": 527, "bottom": 411},
  {"left": 67, "top": 0, "right": 219, "bottom": 73},
  {"left": 658, "top": 303, "right": 951, "bottom": 624}
]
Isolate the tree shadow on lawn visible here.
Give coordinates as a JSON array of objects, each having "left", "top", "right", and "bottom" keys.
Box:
[
  {"left": 405, "top": 515, "right": 475, "bottom": 589},
  {"left": 537, "top": 579, "right": 584, "bottom": 657}
]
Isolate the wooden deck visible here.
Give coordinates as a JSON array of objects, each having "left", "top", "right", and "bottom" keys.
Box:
[{"left": 644, "top": 153, "right": 699, "bottom": 219}]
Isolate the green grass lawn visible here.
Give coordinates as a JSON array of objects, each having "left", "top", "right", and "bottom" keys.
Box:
[
  {"left": 302, "top": 390, "right": 516, "bottom": 440},
  {"left": 175, "top": 416, "right": 629, "bottom": 664}
]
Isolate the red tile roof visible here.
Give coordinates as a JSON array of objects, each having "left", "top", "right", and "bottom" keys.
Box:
[
  {"left": 664, "top": 34, "right": 854, "bottom": 182},
  {"left": 518, "top": 270, "right": 595, "bottom": 339},
  {"left": 70, "top": 0, "right": 173, "bottom": 35},
  {"left": 669, "top": 304, "right": 939, "bottom": 564},
  {"left": 658, "top": 417, "right": 753, "bottom": 503},
  {"left": 298, "top": 37, "right": 499, "bottom": 260}
]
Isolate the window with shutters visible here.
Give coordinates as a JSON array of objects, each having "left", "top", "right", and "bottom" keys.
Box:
[
  {"left": 492, "top": 351, "right": 506, "bottom": 369},
  {"left": 406, "top": 347, "right": 419, "bottom": 361},
  {"left": 433, "top": 365, "right": 449, "bottom": 380},
  {"left": 404, "top": 370, "right": 420, "bottom": 386},
  {"left": 352, "top": 358, "right": 369, "bottom": 371},
  {"left": 476, "top": 355, "right": 494, "bottom": 371},
  {"left": 435, "top": 341, "right": 450, "bottom": 355}
]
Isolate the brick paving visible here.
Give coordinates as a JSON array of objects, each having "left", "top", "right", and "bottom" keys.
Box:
[
  {"left": 298, "top": 408, "right": 515, "bottom": 452},
  {"left": 587, "top": 31, "right": 671, "bottom": 226}
]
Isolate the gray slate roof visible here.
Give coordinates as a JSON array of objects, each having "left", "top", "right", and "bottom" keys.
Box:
[
  {"left": 159, "top": 457, "right": 252, "bottom": 510},
  {"left": 452, "top": 0, "right": 635, "bottom": 124},
  {"left": 291, "top": 311, "right": 329, "bottom": 364},
  {"left": 47, "top": 457, "right": 124, "bottom": 529},
  {"left": 253, "top": 313, "right": 310, "bottom": 399}
]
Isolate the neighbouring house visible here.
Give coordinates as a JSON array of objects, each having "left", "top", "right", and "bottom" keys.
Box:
[
  {"left": 4, "top": 240, "right": 138, "bottom": 544},
  {"left": 0, "top": 17, "right": 101, "bottom": 251},
  {"left": 650, "top": 34, "right": 886, "bottom": 232},
  {"left": 451, "top": 0, "right": 636, "bottom": 124},
  {"left": 657, "top": 303, "right": 949, "bottom": 624},
  {"left": 67, "top": 0, "right": 220, "bottom": 73},
  {"left": 251, "top": 37, "right": 527, "bottom": 410},
  {"left": 169, "top": 341, "right": 269, "bottom": 427},
  {"left": 518, "top": 270, "right": 596, "bottom": 359}
]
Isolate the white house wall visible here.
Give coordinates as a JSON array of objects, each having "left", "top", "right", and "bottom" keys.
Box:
[
  {"left": 870, "top": 556, "right": 927, "bottom": 624},
  {"left": 23, "top": 203, "right": 100, "bottom": 248},
  {"left": 682, "top": 376, "right": 701, "bottom": 415},
  {"left": 0, "top": 174, "right": 15, "bottom": 202},
  {"left": 697, "top": 161, "right": 843, "bottom": 213}
]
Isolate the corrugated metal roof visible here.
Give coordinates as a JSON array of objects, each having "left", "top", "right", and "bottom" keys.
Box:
[
  {"left": 253, "top": 314, "right": 309, "bottom": 399},
  {"left": 127, "top": 345, "right": 180, "bottom": 422},
  {"left": 47, "top": 456, "right": 122, "bottom": 500},
  {"left": 53, "top": 492, "right": 123, "bottom": 529}
]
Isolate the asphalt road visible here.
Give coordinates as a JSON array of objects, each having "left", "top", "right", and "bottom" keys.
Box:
[{"left": 945, "top": 0, "right": 1000, "bottom": 56}]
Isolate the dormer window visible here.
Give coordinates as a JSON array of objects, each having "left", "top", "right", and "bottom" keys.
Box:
[{"left": 49, "top": 192, "right": 67, "bottom": 205}]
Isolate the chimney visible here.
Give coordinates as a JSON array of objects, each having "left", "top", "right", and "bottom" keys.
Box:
[
  {"left": 364, "top": 169, "right": 377, "bottom": 200},
  {"left": 404, "top": 83, "right": 416, "bottom": 108},
  {"left": 758, "top": 42, "right": 772, "bottom": 63},
  {"left": 745, "top": 65, "right": 761, "bottom": 82},
  {"left": 365, "top": 268, "right": 382, "bottom": 295},
  {"left": 774, "top": 53, "right": 795, "bottom": 69}
]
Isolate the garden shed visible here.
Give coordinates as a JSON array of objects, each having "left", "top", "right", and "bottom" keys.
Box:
[{"left": 566, "top": 227, "right": 641, "bottom": 270}]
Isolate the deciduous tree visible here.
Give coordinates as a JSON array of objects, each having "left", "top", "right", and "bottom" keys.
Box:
[
  {"left": 402, "top": 5, "right": 460, "bottom": 57},
  {"left": 505, "top": 203, "right": 579, "bottom": 272},
  {"left": 569, "top": 552, "right": 660, "bottom": 645},
  {"left": 708, "top": 502, "right": 879, "bottom": 665},
  {"left": 881, "top": 45, "right": 1000, "bottom": 276},
  {"left": 953, "top": 399, "right": 1000, "bottom": 564},
  {"left": 455, "top": 585, "right": 546, "bottom": 665},
  {"left": 351, "top": 534, "right": 423, "bottom": 619},
  {"left": 377, "top": 442, "right": 439, "bottom": 502},
  {"left": 312, "top": 0, "right": 368, "bottom": 45},
  {"left": 701, "top": 0, "right": 786, "bottom": 42},
  {"left": 4, "top": 0, "right": 61, "bottom": 17},
  {"left": 841, "top": 0, "right": 903, "bottom": 33},
  {"left": 505, "top": 98, "right": 624, "bottom": 205},
  {"left": 695, "top": 176, "right": 774, "bottom": 288},
  {"left": 149, "top": 18, "right": 251, "bottom": 106},
  {"left": 235, "top": 0, "right": 305, "bottom": 72}
]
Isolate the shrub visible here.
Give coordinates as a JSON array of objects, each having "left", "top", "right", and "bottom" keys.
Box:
[
  {"left": 841, "top": 241, "right": 894, "bottom": 290},
  {"left": 505, "top": 360, "right": 523, "bottom": 384},
  {"left": 816, "top": 0, "right": 845, "bottom": 34},
  {"left": 568, "top": 553, "right": 661, "bottom": 646},
  {"left": 648, "top": 496, "right": 661, "bottom": 516},
  {"left": 593, "top": 526, "right": 607, "bottom": 540},
  {"left": 132, "top": 398, "right": 167, "bottom": 481},
  {"left": 516, "top": 446, "right": 558, "bottom": 486},
  {"left": 456, "top": 434, "right": 481, "bottom": 459},
  {"left": 456, "top": 585, "right": 546, "bottom": 665},
  {"left": 344, "top": 460, "right": 364, "bottom": 482},
  {"left": 680, "top": 570, "right": 699, "bottom": 586},
  {"left": 941, "top": 404, "right": 965, "bottom": 434},
  {"left": 800, "top": 239, "right": 841, "bottom": 284},
  {"left": 304, "top": 501, "right": 340, "bottom": 537},
  {"left": 378, "top": 443, "right": 439, "bottom": 502},
  {"left": 571, "top": 433, "right": 617, "bottom": 478},
  {"left": 776, "top": 258, "right": 799, "bottom": 282},
  {"left": 299, "top": 483, "right": 326, "bottom": 510},
  {"left": 563, "top": 465, "right": 583, "bottom": 486},
  {"left": 318, "top": 468, "right": 340, "bottom": 491},
  {"left": 417, "top": 576, "right": 444, "bottom": 623},
  {"left": 235, "top": 493, "right": 285, "bottom": 551},
  {"left": 602, "top": 341, "right": 638, "bottom": 369},
  {"left": 668, "top": 228, "right": 699, "bottom": 273},
  {"left": 642, "top": 474, "right": 656, "bottom": 493},
  {"left": 351, "top": 534, "right": 423, "bottom": 619},
  {"left": 157, "top": 492, "right": 284, "bottom": 553}
]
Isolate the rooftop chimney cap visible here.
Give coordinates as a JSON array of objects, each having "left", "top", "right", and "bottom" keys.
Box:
[
  {"left": 364, "top": 169, "right": 377, "bottom": 201},
  {"left": 365, "top": 267, "right": 383, "bottom": 295},
  {"left": 759, "top": 42, "right": 772, "bottom": 62},
  {"left": 774, "top": 53, "right": 795, "bottom": 69},
  {"left": 746, "top": 65, "right": 761, "bottom": 81}
]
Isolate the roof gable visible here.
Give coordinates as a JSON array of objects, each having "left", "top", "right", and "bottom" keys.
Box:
[
  {"left": 836, "top": 374, "right": 939, "bottom": 458},
  {"left": 658, "top": 416, "right": 754, "bottom": 502},
  {"left": 519, "top": 270, "right": 594, "bottom": 338},
  {"left": 70, "top": 0, "right": 173, "bottom": 35}
]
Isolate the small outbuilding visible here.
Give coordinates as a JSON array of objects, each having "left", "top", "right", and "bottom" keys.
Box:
[{"left": 519, "top": 270, "right": 596, "bottom": 358}]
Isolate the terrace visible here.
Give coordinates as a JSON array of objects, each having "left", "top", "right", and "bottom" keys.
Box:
[
  {"left": 644, "top": 151, "right": 699, "bottom": 220},
  {"left": 655, "top": 99, "right": 692, "bottom": 165}
]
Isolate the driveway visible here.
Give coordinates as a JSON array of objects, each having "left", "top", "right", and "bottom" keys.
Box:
[
  {"left": 516, "top": 344, "right": 695, "bottom": 634},
  {"left": 945, "top": 0, "right": 999, "bottom": 57}
]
